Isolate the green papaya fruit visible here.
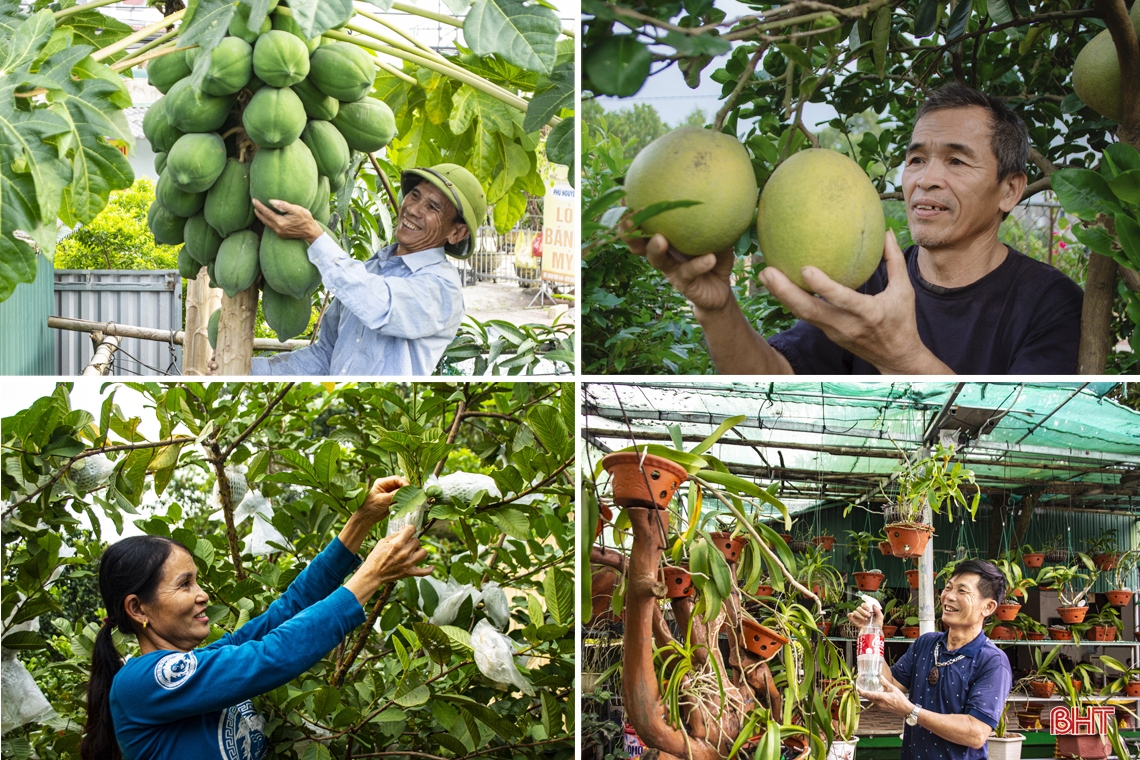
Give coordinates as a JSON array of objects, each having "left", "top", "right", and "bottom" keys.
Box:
[
  {"left": 147, "top": 47, "right": 194, "bottom": 94},
  {"left": 253, "top": 30, "right": 310, "bottom": 88},
  {"left": 142, "top": 98, "right": 183, "bottom": 153},
  {"left": 200, "top": 36, "right": 253, "bottom": 96},
  {"left": 308, "top": 42, "right": 375, "bottom": 102},
  {"left": 331, "top": 97, "right": 396, "bottom": 153},
  {"left": 205, "top": 159, "right": 256, "bottom": 236},
  {"left": 207, "top": 308, "right": 221, "bottom": 349},
  {"left": 329, "top": 170, "right": 347, "bottom": 192},
  {"left": 154, "top": 151, "right": 167, "bottom": 174},
  {"left": 301, "top": 120, "right": 350, "bottom": 182},
  {"left": 272, "top": 11, "right": 321, "bottom": 54},
  {"left": 228, "top": 4, "right": 272, "bottom": 44},
  {"left": 247, "top": 73, "right": 265, "bottom": 92},
  {"left": 157, "top": 170, "right": 206, "bottom": 217},
  {"left": 243, "top": 86, "right": 306, "bottom": 148},
  {"left": 250, "top": 139, "right": 319, "bottom": 210},
  {"left": 308, "top": 175, "right": 331, "bottom": 224},
  {"left": 214, "top": 230, "right": 261, "bottom": 297},
  {"left": 177, "top": 245, "right": 201, "bottom": 279},
  {"left": 166, "top": 132, "right": 228, "bottom": 193},
  {"left": 292, "top": 78, "right": 339, "bottom": 120},
  {"left": 207, "top": 261, "right": 220, "bottom": 290},
  {"left": 259, "top": 227, "right": 320, "bottom": 299},
  {"left": 148, "top": 200, "right": 187, "bottom": 245},
  {"left": 239, "top": 0, "right": 278, "bottom": 11},
  {"left": 165, "top": 78, "right": 235, "bottom": 133},
  {"left": 184, "top": 213, "right": 224, "bottom": 265},
  {"left": 261, "top": 285, "right": 312, "bottom": 341}
]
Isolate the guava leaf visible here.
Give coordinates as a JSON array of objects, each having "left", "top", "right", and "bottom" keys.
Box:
[{"left": 463, "top": 0, "right": 561, "bottom": 75}]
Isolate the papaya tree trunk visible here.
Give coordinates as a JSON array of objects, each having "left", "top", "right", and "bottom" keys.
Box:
[
  {"left": 216, "top": 286, "right": 257, "bottom": 374},
  {"left": 183, "top": 268, "right": 222, "bottom": 375}
]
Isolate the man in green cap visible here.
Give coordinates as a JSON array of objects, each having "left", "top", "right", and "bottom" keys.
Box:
[{"left": 248, "top": 163, "right": 487, "bottom": 376}]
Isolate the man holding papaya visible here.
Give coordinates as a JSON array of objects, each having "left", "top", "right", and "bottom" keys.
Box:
[
  {"left": 248, "top": 163, "right": 486, "bottom": 375},
  {"left": 627, "top": 83, "right": 1083, "bottom": 375}
]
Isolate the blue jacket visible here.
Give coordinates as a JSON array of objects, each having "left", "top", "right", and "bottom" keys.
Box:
[{"left": 110, "top": 539, "right": 365, "bottom": 760}]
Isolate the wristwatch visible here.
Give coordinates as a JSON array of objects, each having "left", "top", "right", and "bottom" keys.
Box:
[{"left": 906, "top": 704, "right": 921, "bottom": 726}]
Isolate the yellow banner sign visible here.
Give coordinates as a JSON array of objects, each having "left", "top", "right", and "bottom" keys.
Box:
[{"left": 540, "top": 183, "right": 576, "bottom": 285}]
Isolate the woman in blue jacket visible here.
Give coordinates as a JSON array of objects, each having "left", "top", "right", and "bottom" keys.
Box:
[{"left": 80, "top": 476, "right": 431, "bottom": 760}]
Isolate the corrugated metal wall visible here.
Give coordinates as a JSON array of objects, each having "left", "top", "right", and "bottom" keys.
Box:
[
  {"left": 0, "top": 254, "right": 55, "bottom": 375},
  {"left": 54, "top": 270, "right": 182, "bottom": 376}
]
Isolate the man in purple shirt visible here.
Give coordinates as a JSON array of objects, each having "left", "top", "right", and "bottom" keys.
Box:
[{"left": 849, "top": 559, "right": 1013, "bottom": 760}]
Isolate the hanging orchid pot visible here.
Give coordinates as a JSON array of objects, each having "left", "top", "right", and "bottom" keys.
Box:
[
  {"left": 906, "top": 569, "right": 919, "bottom": 589},
  {"left": 740, "top": 619, "right": 788, "bottom": 660},
  {"left": 661, "top": 566, "right": 694, "bottom": 598},
  {"left": 854, "top": 570, "right": 885, "bottom": 591},
  {"left": 1106, "top": 590, "right": 1134, "bottom": 606},
  {"left": 886, "top": 523, "right": 935, "bottom": 559},
  {"left": 1094, "top": 553, "right": 1121, "bottom": 571},
  {"left": 602, "top": 452, "right": 688, "bottom": 509},
  {"left": 709, "top": 532, "right": 746, "bottom": 563},
  {"left": 879, "top": 539, "right": 894, "bottom": 556},
  {"left": 753, "top": 584, "right": 775, "bottom": 598},
  {"left": 1057, "top": 606, "right": 1088, "bottom": 624},
  {"left": 813, "top": 534, "right": 836, "bottom": 551},
  {"left": 595, "top": 503, "right": 613, "bottom": 541},
  {"left": 1023, "top": 553, "right": 1045, "bottom": 569},
  {"left": 995, "top": 602, "right": 1021, "bottom": 621}
]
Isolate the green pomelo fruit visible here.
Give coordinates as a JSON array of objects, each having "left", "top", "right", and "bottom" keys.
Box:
[
  {"left": 308, "top": 42, "right": 375, "bottom": 102},
  {"left": 205, "top": 159, "right": 255, "bottom": 236},
  {"left": 142, "top": 99, "right": 183, "bottom": 153},
  {"left": 259, "top": 227, "right": 320, "bottom": 299},
  {"left": 177, "top": 245, "right": 201, "bottom": 279},
  {"left": 254, "top": 30, "right": 311, "bottom": 87},
  {"left": 207, "top": 308, "right": 221, "bottom": 349},
  {"left": 261, "top": 285, "right": 312, "bottom": 341},
  {"left": 154, "top": 151, "right": 167, "bottom": 174},
  {"left": 156, "top": 170, "right": 206, "bottom": 217},
  {"left": 165, "top": 78, "right": 235, "bottom": 133},
  {"left": 184, "top": 213, "right": 224, "bottom": 265},
  {"left": 308, "top": 175, "right": 331, "bottom": 224},
  {"left": 292, "top": 78, "right": 339, "bottom": 120},
  {"left": 272, "top": 12, "right": 321, "bottom": 54},
  {"left": 1071, "top": 2, "right": 1140, "bottom": 121},
  {"left": 302, "top": 119, "right": 350, "bottom": 181},
  {"left": 250, "top": 140, "right": 319, "bottom": 210},
  {"left": 201, "top": 36, "right": 253, "bottom": 96},
  {"left": 229, "top": 4, "right": 272, "bottom": 44},
  {"left": 243, "top": 86, "right": 306, "bottom": 148},
  {"left": 215, "top": 230, "right": 261, "bottom": 297},
  {"left": 756, "top": 148, "right": 885, "bottom": 292},
  {"left": 331, "top": 97, "right": 396, "bottom": 153},
  {"left": 147, "top": 48, "right": 194, "bottom": 94},
  {"left": 166, "top": 132, "right": 228, "bottom": 193},
  {"left": 148, "top": 200, "right": 187, "bottom": 245},
  {"left": 624, "top": 127, "right": 758, "bottom": 256}
]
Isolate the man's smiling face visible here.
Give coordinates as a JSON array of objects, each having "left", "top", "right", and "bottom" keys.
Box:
[
  {"left": 395, "top": 181, "right": 468, "bottom": 255},
  {"left": 901, "top": 106, "right": 1022, "bottom": 252}
]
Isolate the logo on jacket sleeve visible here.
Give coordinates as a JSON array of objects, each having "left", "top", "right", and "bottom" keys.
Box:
[
  {"left": 218, "top": 701, "right": 267, "bottom": 760},
  {"left": 153, "top": 652, "right": 198, "bottom": 690}
]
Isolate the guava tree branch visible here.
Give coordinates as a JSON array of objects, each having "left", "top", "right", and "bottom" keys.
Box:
[
  {"left": 222, "top": 382, "right": 293, "bottom": 460},
  {"left": 208, "top": 442, "right": 246, "bottom": 581},
  {"left": 331, "top": 582, "right": 394, "bottom": 688}
]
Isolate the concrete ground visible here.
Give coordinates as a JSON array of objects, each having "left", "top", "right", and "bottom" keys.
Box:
[{"left": 462, "top": 279, "right": 573, "bottom": 327}]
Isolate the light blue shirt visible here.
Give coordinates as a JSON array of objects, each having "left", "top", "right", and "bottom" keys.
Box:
[{"left": 251, "top": 236, "right": 464, "bottom": 376}]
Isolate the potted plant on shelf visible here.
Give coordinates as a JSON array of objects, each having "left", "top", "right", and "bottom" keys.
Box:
[
  {"left": 995, "top": 558, "right": 1036, "bottom": 610},
  {"left": 1087, "top": 529, "right": 1121, "bottom": 572},
  {"left": 898, "top": 601, "right": 920, "bottom": 638},
  {"left": 878, "top": 530, "right": 893, "bottom": 556},
  {"left": 1089, "top": 605, "right": 1122, "bottom": 641},
  {"left": 1099, "top": 654, "right": 1140, "bottom": 698},
  {"left": 1105, "top": 548, "right": 1140, "bottom": 606},
  {"left": 987, "top": 702, "right": 1025, "bottom": 760},
  {"left": 1042, "top": 555, "right": 1098, "bottom": 622},
  {"left": 846, "top": 530, "right": 885, "bottom": 591},
  {"left": 986, "top": 617, "right": 1017, "bottom": 641},
  {"left": 883, "top": 442, "right": 980, "bottom": 559},
  {"left": 1021, "top": 543, "right": 1046, "bottom": 569},
  {"left": 1021, "top": 645, "right": 1064, "bottom": 698},
  {"left": 1018, "top": 614, "right": 1048, "bottom": 641},
  {"left": 1048, "top": 624, "right": 1075, "bottom": 641},
  {"left": 821, "top": 671, "right": 861, "bottom": 760},
  {"left": 797, "top": 544, "right": 845, "bottom": 603}
]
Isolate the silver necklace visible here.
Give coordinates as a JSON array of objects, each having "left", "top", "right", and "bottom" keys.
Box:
[{"left": 927, "top": 641, "right": 966, "bottom": 685}]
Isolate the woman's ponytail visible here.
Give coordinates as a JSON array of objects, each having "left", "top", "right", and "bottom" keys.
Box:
[{"left": 81, "top": 620, "right": 125, "bottom": 760}]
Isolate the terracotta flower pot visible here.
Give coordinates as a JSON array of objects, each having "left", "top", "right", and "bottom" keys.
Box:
[
  {"left": 753, "top": 584, "right": 775, "bottom": 597},
  {"left": 778, "top": 533, "right": 793, "bottom": 545},
  {"left": 906, "top": 569, "right": 919, "bottom": 589},
  {"left": 995, "top": 603, "right": 1021, "bottom": 621},
  {"left": 1056, "top": 734, "right": 1109, "bottom": 760},
  {"left": 709, "top": 531, "right": 746, "bottom": 563},
  {"left": 1027, "top": 631, "right": 1047, "bottom": 641},
  {"left": 1107, "top": 589, "right": 1134, "bottom": 606},
  {"left": 1057, "top": 605, "right": 1088, "bottom": 624},
  {"left": 883, "top": 624, "right": 899, "bottom": 637},
  {"left": 990, "top": 625, "right": 1016, "bottom": 640},
  {"left": 601, "top": 452, "right": 688, "bottom": 509},
  {"left": 886, "top": 523, "right": 935, "bottom": 559},
  {"left": 1017, "top": 710, "right": 1040, "bottom": 729},
  {"left": 1125, "top": 681, "right": 1140, "bottom": 697},
  {"left": 1029, "top": 679, "right": 1055, "bottom": 698},
  {"left": 1094, "top": 553, "right": 1121, "bottom": 572},
  {"left": 1012, "top": 587, "right": 1027, "bottom": 601},
  {"left": 1089, "top": 625, "right": 1118, "bottom": 641},
  {"left": 740, "top": 619, "right": 788, "bottom": 660},
  {"left": 595, "top": 503, "right": 613, "bottom": 541},
  {"left": 822, "top": 620, "right": 833, "bottom": 636},
  {"left": 1048, "top": 626, "right": 1073, "bottom": 641},
  {"left": 1072, "top": 680, "right": 1083, "bottom": 693},
  {"left": 1022, "top": 553, "right": 1045, "bottom": 569},
  {"left": 902, "top": 626, "right": 920, "bottom": 639},
  {"left": 879, "top": 540, "right": 893, "bottom": 556},
  {"left": 813, "top": 535, "right": 836, "bottom": 551},
  {"left": 662, "top": 566, "right": 694, "bottom": 598},
  {"left": 854, "top": 570, "right": 885, "bottom": 591}
]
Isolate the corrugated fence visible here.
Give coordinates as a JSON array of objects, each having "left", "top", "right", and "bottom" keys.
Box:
[
  {"left": 0, "top": 254, "right": 56, "bottom": 375},
  {"left": 54, "top": 270, "right": 182, "bottom": 376}
]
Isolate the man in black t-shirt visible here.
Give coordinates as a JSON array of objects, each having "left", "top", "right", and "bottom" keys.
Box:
[{"left": 626, "top": 83, "right": 1083, "bottom": 374}]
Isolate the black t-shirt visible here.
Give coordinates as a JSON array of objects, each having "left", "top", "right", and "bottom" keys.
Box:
[{"left": 767, "top": 245, "right": 1083, "bottom": 374}]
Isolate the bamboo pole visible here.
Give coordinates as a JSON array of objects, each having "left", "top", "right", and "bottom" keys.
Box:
[
  {"left": 47, "top": 316, "right": 304, "bottom": 351},
  {"left": 84, "top": 332, "right": 122, "bottom": 375}
]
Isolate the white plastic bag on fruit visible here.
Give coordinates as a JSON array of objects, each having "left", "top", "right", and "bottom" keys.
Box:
[
  {"left": 427, "top": 472, "right": 501, "bottom": 503},
  {"left": 210, "top": 465, "right": 248, "bottom": 510},
  {"left": 481, "top": 582, "right": 510, "bottom": 629},
  {"left": 425, "top": 578, "right": 483, "bottom": 626},
  {"left": 65, "top": 453, "right": 115, "bottom": 491},
  {"left": 471, "top": 619, "right": 534, "bottom": 695},
  {"left": 240, "top": 492, "right": 288, "bottom": 555},
  {"left": 1, "top": 620, "right": 55, "bottom": 734}
]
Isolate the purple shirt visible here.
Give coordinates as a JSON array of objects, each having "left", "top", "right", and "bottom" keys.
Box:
[{"left": 891, "top": 631, "right": 1012, "bottom": 760}]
